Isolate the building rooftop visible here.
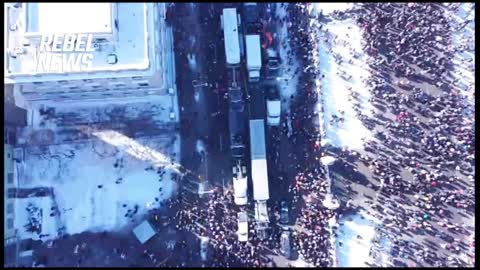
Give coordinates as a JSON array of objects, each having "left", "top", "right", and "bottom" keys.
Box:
[
  {"left": 4, "top": 2, "right": 158, "bottom": 83},
  {"left": 26, "top": 3, "right": 113, "bottom": 34}
]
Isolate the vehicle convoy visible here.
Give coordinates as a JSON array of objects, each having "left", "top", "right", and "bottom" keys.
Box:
[
  {"left": 249, "top": 119, "right": 270, "bottom": 234},
  {"left": 266, "top": 85, "right": 281, "bottom": 126},
  {"left": 232, "top": 159, "right": 248, "bottom": 205},
  {"left": 221, "top": 8, "right": 241, "bottom": 67},
  {"left": 245, "top": 35, "right": 262, "bottom": 82}
]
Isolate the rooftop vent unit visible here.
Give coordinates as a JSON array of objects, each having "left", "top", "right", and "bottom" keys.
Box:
[{"left": 107, "top": 54, "right": 118, "bottom": 64}]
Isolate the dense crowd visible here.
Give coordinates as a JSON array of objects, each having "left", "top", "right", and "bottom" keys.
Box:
[
  {"left": 357, "top": 3, "right": 475, "bottom": 267},
  {"left": 272, "top": 2, "right": 474, "bottom": 268},
  {"left": 173, "top": 187, "right": 275, "bottom": 267},
  {"left": 297, "top": 2, "right": 474, "bottom": 267}
]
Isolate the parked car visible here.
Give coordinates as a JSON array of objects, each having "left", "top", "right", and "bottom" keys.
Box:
[
  {"left": 200, "top": 236, "right": 209, "bottom": 261},
  {"left": 237, "top": 211, "right": 249, "bottom": 242},
  {"left": 280, "top": 199, "right": 289, "bottom": 225},
  {"left": 280, "top": 229, "right": 292, "bottom": 259}
]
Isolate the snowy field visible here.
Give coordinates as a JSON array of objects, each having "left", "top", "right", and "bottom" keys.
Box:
[
  {"left": 16, "top": 133, "right": 180, "bottom": 241},
  {"left": 312, "top": 4, "right": 374, "bottom": 151},
  {"left": 275, "top": 3, "right": 300, "bottom": 111},
  {"left": 30, "top": 95, "right": 179, "bottom": 130},
  {"left": 313, "top": 3, "right": 353, "bottom": 15},
  {"left": 336, "top": 211, "right": 382, "bottom": 267},
  {"left": 447, "top": 3, "right": 475, "bottom": 110}
]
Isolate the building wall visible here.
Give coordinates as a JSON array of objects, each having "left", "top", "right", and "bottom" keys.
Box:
[
  {"left": 7, "top": 3, "right": 168, "bottom": 104},
  {"left": 4, "top": 144, "right": 17, "bottom": 246}
]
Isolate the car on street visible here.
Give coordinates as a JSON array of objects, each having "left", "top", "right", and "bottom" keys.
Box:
[
  {"left": 237, "top": 211, "right": 249, "bottom": 242},
  {"left": 280, "top": 228, "right": 292, "bottom": 259},
  {"left": 200, "top": 236, "right": 209, "bottom": 261},
  {"left": 279, "top": 199, "right": 289, "bottom": 225}
]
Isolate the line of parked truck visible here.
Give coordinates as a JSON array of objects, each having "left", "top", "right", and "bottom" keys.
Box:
[{"left": 220, "top": 3, "right": 284, "bottom": 243}]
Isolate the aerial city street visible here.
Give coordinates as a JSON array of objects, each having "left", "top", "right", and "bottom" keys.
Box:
[{"left": 4, "top": 2, "right": 475, "bottom": 268}]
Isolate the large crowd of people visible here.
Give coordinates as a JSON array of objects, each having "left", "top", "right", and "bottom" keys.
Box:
[{"left": 269, "top": 2, "right": 475, "bottom": 268}]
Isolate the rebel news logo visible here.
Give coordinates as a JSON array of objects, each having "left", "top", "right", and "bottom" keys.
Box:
[{"left": 34, "top": 34, "right": 95, "bottom": 73}]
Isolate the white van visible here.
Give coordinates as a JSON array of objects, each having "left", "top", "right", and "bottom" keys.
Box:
[{"left": 237, "top": 211, "right": 249, "bottom": 242}]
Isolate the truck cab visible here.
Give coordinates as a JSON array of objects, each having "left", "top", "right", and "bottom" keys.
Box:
[
  {"left": 229, "top": 86, "right": 245, "bottom": 112},
  {"left": 243, "top": 3, "right": 262, "bottom": 34},
  {"left": 230, "top": 138, "right": 245, "bottom": 159}
]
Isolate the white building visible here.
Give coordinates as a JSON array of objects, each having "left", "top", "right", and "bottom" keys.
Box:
[{"left": 4, "top": 2, "right": 175, "bottom": 105}]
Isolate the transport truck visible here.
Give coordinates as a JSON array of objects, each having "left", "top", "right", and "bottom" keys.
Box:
[
  {"left": 221, "top": 8, "right": 241, "bottom": 67},
  {"left": 245, "top": 35, "right": 262, "bottom": 82},
  {"left": 249, "top": 119, "right": 269, "bottom": 236}
]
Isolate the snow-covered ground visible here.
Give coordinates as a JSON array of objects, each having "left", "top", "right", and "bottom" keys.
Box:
[
  {"left": 29, "top": 95, "right": 178, "bottom": 130},
  {"left": 15, "top": 96, "right": 181, "bottom": 242},
  {"left": 313, "top": 3, "right": 353, "bottom": 15},
  {"left": 336, "top": 211, "right": 384, "bottom": 267},
  {"left": 446, "top": 3, "right": 476, "bottom": 264},
  {"left": 15, "top": 197, "right": 59, "bottom": 242},
  {"left": 16, "top": 133, "right": 180, "bottom": 241},
  {"left": 290, "top": 255, "right": 313, "bottom": 267},
  {"left": 312, "top": 4, "right": 374, "bottom": 151},
  {"left": 447, "top": 3, "right": 475, "bottom": 110},
  {"left": 275, "top": 3, "right": 300, "bottom": 112}
]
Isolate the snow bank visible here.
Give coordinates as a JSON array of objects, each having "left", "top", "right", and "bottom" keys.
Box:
[
  {"left": 448, "top": 3, "right": 475, "bottom": 108},
  {"left": 30, "top": 95, "right": 179, "bottom": 131},
  {"left": 336, "top": 211, "right": 379, "bottom": 267},
  {"left": 314, "top": 12, "right": 374, "bottom": 151},
  {"left": 290, "top": 255, "right": 313, "bottom": 267},
  {"left": 19, "top": 133, "right": 180, "bottom": 239},
  {"left": 275, "top": 3, "right": 300, "bottom": 111},
  {"left": 313, "top": 3, "right": 354, "bottom": 15}
]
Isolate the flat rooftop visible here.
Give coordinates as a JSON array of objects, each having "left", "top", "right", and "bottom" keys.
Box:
[
  {"left": 26, "top": 3, "right": 113, "bottom": 34},
  {"left": 5, "top": 2, "right": 157, "bottom": 82}
]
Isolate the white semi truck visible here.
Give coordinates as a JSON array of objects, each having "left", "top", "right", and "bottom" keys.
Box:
[
  {"left": 249, "top": 119, "right": 270, "bottom": 231},
  {"left": 221, "top": 8, "right": 241, "bottom": 67},
  {"left": 245, "top": 35, "right": 262, "bottom": 82}
]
